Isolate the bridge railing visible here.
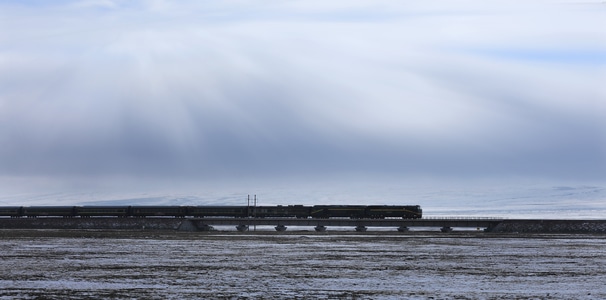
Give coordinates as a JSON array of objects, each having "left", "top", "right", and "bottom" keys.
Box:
[{"left": 421, "top": 216, "right": 505, "bottom": 220}]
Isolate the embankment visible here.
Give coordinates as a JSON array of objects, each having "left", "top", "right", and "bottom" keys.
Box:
[{"left": 491, "top": 219, "right": 606, "bottom": 234}]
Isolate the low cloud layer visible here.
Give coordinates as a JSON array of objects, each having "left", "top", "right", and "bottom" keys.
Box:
[{"left": 1, "top": 0, "right": 604, "bottom": 189}]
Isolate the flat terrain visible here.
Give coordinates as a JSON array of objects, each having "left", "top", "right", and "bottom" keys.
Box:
[{"left": 1, "top": 230, "right": 605, "bottom": 299}]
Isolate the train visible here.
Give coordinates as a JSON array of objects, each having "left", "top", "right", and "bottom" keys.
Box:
[{"left": 0, "top": 205, "right": 422, "bottom": 219}]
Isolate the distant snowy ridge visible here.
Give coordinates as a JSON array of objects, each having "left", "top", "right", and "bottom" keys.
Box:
[{"left": 0, "top": 184, "right": 604, "bottom": 219}]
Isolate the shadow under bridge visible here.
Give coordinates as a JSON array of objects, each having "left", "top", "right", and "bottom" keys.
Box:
[{"left": 184, "top": 217, "right": 504, "bottom": 232}]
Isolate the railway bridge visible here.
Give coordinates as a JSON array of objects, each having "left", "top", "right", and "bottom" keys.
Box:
[
  {"left": 3, "top": 217, "right": 606, "bottom": 233},
  {"left": 186, "top": 217, "right": 504, "bottom": 232}
]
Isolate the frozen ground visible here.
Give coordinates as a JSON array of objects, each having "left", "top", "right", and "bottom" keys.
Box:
[{"left": 0, "top": 230, "right": 605, "bottom": 299}]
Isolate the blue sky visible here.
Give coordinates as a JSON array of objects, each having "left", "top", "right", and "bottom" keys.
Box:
[{"left": 0, "top": 0, "right": 604, "bottom": 203}]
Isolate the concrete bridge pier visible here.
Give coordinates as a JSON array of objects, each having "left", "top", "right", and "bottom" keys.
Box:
[
  {"left": 355, "top": 225, "right": 367, "bottom": 232},
  {"left": 177, "top": 220, "right": 198, "bottom": 232},
  {"left": 314, "top": 225, "right": 327, "bottom": 232},
  {"left": 198, "top": 224, "right": 215, "bottom": 232},
  {"left": 397, "top": 226, "right": 409, "bottom": 232},
  {"left": 236, "top": 224, "right": 249, "bottom": 232},
  {"left": 484, "top": 222, "right": 499, "bottom": 232},
  {"left": 275, "top": 225, "right": 287, "bottom": 232}
]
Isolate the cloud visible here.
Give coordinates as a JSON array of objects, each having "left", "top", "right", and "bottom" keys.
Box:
[
  {"left": 71, "top": 0, "right": 118, "bottom": 9},
  {"left": 0, "top": 0, "right": 604, "bottom": 187}
]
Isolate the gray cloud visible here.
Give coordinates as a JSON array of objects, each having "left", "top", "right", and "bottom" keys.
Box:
[{"left": 0, "top": 0, "right": 604, "bottom": 187}]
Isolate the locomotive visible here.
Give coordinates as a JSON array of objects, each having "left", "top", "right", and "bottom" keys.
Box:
[{"left": 0, "top": 205, "right": 422, "bottom": 219}]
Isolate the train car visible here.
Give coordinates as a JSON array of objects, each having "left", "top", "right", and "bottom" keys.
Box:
[
  {"left": 75, "top": 206, "right": 131, "bottom": 218},
  {"left": 310, "top": 205, "right": 367, "bottom": 219},
  {"left": 186, "top": 206, "right": 248, "bottom": 218},
  {"left": 405, "top": 205, "right": 423, "bottom": 219},
  {"left": 288, "top": 205, "right": 312, "bottom": 218},
  {"left": 365, "top": 205, "right": 423, "bottom": 219},
  {"left": 0, "top": 204, "right": 423, "bottom": 219},
  {"left": 130, "top": 206, "right": 187, "bottom": 218},
  {"left": 0, "top": 206, "right": 23, "bottom": 218},
  {"left": 252, "top": 205, "right": 311, "bottom": 218},
  {"left": 22, "top": 206, "right": 76, "bottom": 218}
]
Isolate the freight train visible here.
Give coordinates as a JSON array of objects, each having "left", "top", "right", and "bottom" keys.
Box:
[{"left": 0, "top": 205, "right": 422, "bottom": 219}]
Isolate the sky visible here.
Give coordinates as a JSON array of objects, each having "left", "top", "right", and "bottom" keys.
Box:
[{"left": 0, "top": 0, "right": 605, "bottom": 205}]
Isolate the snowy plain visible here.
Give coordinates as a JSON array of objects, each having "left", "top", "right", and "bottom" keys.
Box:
[
  {"left": 0, "top": 232, "right": 605, "bottom": 299},
  {"left": 1, "top": 179, "right": 604, "bottom": 219},
  {"left": 0, "top": 181, "right": 605, "bottom": 299}
]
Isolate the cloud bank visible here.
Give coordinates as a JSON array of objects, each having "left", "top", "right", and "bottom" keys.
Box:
[{"left": 0, "top": 0, "right": 604, "bottom": 191}]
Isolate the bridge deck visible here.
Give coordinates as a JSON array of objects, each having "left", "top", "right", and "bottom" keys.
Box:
[{"left": 187, "top": 217, "right": 503, "bottom": 229}]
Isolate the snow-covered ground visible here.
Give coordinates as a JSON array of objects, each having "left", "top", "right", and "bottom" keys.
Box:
[
  {"left": 0, "top": 179, "right": 604, "bottom": 219},
  {"left": 0, "top": 232, "right": 604, "bottom": 299}
]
